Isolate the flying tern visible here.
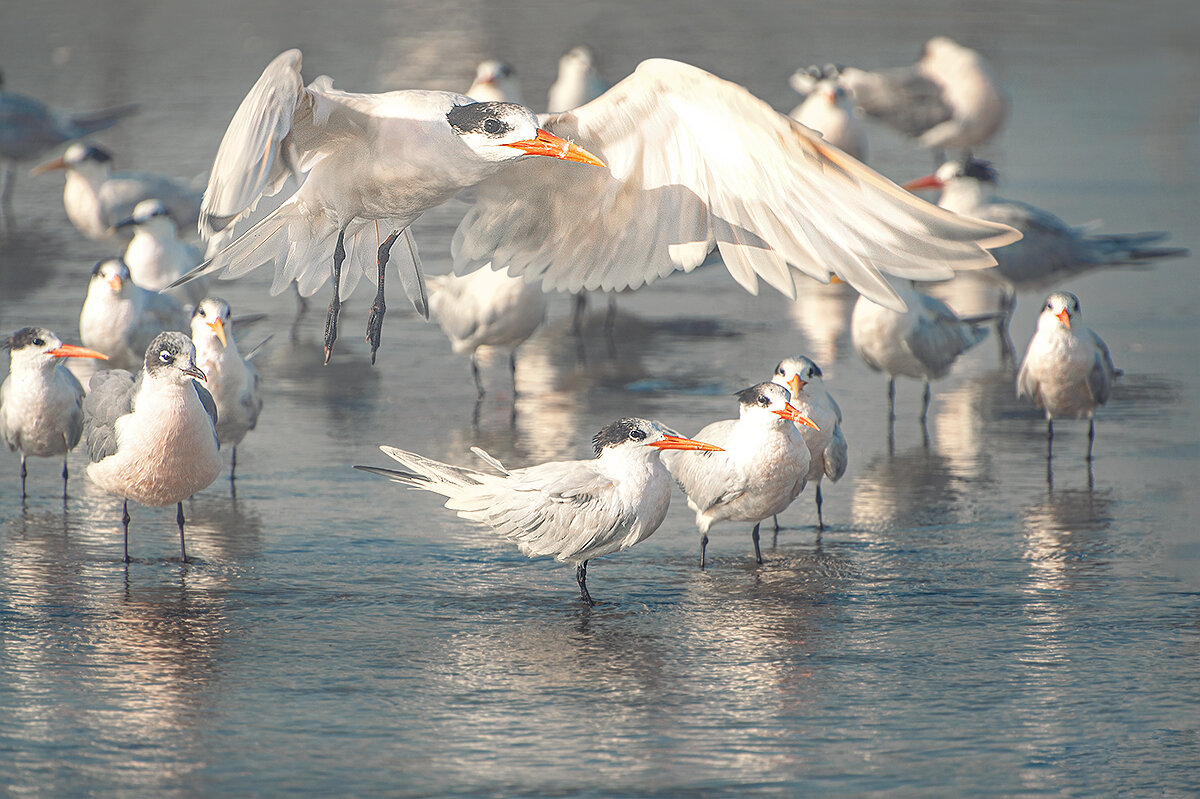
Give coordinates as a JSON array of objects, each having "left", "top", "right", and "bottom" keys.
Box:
[
  {"left": 663, "top": 382, "right": 818, "bottom": 567},
  {"left": 357, "top": 417, "right": 722, "bottom": 605},
  {"left": 1017, "top": 291, "right": 1120, "bottom": 459},
  {"left": 1, "top": 327, "right": 108, "bottom": 498},
  {"left": 172, "top": 50, "right": 1018, "bottom": 365},
  {"left": 84, "top": 332, "right": 221, "bottom": 562}
]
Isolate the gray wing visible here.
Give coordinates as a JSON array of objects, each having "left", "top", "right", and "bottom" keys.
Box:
[
  {"left": 194, "top": 381, "right": 220, "bottom": 443},
  {"left": 1015, "top": 352, "right": 1042, "bottom": 406},
  {"left": 661, "top": 420, "right": 745, "bottom": 513},
  {"left": 907, "top": 293, "right": 988, "bottom": 377},
  {"left": 1086, "top": 330, "right": 1118, "bottom": 405},
  {"left": 60, "top": 366, "right": 87, "bottom": 450},
  {"left": 824, "top": 420, "right": 849, "bottom": 482},
  {"left": 240, "top": 360, "right": 262, "bottom": 430},
  {"left": 975, "top": 199, "right": 1081, "bottom": 286},
  {"left": 83, "top": 369, "right": 136, "bottom": 462},
  {"left": 0, "top": 376, "right": 13, "bottom": 449},
  {"left": 839, "top": 65, "right": 952, "bottom": 138}
]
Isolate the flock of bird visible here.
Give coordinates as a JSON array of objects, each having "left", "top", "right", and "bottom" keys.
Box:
[{"left": 0, "top": 38, "right": 1188, "bottom": 604}]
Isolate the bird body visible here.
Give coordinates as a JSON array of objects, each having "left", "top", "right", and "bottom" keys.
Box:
[
  {"left": 117, "top": 199, "right": 207, "bottom": 302},
  {"left": 664, "top": 383, "right": 815, "bottom": 565},
  {"left": 1017, "top": 292, "right": 1118, "bottom": 422},
  {"left": 358, "top": 418, "right": 722, "bottom": 604},
  {"left": 771, "top": 356, "right": 847, "bottom": 529},
  {"left": 79, "top": 259, "right": 188, "bottom": 371},
  {"left": 547, "top": 45, "right": 609, "bottom": 113},
  {"left": 790, "top": 80, "right": 867, "bottom": 162},
  {"left": 34, "top": 142, "right": 202, "bottom": 242},
  {"left": 1, "top": 328, "right": 108, "bottom": 496},
  {"left": 189, "top": 298, "right": 262, "bottom": 455}
]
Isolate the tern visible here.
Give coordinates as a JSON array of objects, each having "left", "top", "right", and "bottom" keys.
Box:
[
  {"left": 0, "top": 70, "right": 137, "bottom": 220},
  {"left": 79, "top": 258, "right": 189, "bottom": 371},
  {"left": 904, "top": 158, "right": 1190, "bottom": 325},
  {"left": 173, "top": 50, "right": 1019, "bottom": 366},
  {"left": 189, "top": 298, "right": 264, "bottom": 480},
  {"left": 33, "top": 142, "right": 203, "bottom": 243},
  {"left": 663, "top": 382, "right": 818, "bottom": 567},
  {"left": 851, "top": 280, "right": 996, "bottom": 421},
  {"left": 84, "top": 332, "right": 221, "bottom": 563},
  {"left": 429, "top": 267, "right": 546, "bottom": 398},
  {"left": 356, "top": 417, "right": 722, "bottom": 605},
  {"left": 466, "top": 60, "right": 525, "bottom": 105},
  {"left": 115, "top": 198, "right": 209, "bottom": 304},
  {"left": 547, "top": 46, "right": 610, "bottom": 114},
  {"left": 1017, "top": 292, "right": 1120, "bottom": 459},
  {"left": 836, "top": 37, "right": 1007, "bottom": 154},
  {"left": 771, "top": 355, "right": 848, "bottom": 531},
  {"left": 789, "top": 79, "right": 868, "bottom": 162},
  {"left": 1, "top": 327, "right": 108, "bottom": 498}
]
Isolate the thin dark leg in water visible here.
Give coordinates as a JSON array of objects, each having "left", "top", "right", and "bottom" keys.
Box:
[
  {"left": 62, "top": 455, "right": 69, "bottom": 499},
  {"left": 323, "top": 228, "right": 348, "bottom": 364},
  {"left": 752, "top": 522, "right": 763, "bottom": 565},
  {"left": 773, "top": 514, "right": 780, "bottom": 533},
  {"left": 367, "top": 229, "right": 401, "bottom": 365},
  {"left": 576, "top": 561, "right": 595, "bottom": 606},
  {"left": 509, "top": 351, "right": 518, "bottom": 396},
  {"left": 699, "top": 533, "right": 708, "bottom": 569},
  {"left": 177, "top": 502, "right": 188, "bottom": 563},
  {"left": 1047, "top": 419, "right": 1054, "bottom": 460},
  {"left": 1087, "top": 419, "right": 1095, "bottom": 460},
  {"left": 921, "top": 382, "right": 932, "bottom": 423},
  {"left": 20, "top": 453, "right": 27, "bottom": 500},
  {"left": 122, "top": 499, "right": 131, "bottom": 563},
  {"left": 571, "top": 292, "right": 587, "bottom": 337},
  {"left": 231, "top": 446, "right": 238, "bottom": 481},
  {"left": 887, "top": 378, "right": 896, "bottom": 421},
  {"left": 470, "top": 352, "right": 484, "bottom": 399},
  {"left": 815, "top": 484, "right": 825, "bottom": 532}
]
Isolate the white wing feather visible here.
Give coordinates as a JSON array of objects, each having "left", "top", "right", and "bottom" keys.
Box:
[{"left": 453, "top": 59, "right": 1020, "bottom": 312}]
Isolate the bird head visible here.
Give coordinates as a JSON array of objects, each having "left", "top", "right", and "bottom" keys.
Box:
[
  {"left": 190, "top": 297, "right": 232, "bottom": 348},
  {"left": 144, "top": 332, "right": 206, "bottom": 383},
  {"left": 736, "top": 382, "right": 820, "bottom": 430},
  {"left": 4, "top": 327, "right": 107, "bottom": 371},
  {"left": 446, "top": 101, "right": 605, "bottom": 168}
]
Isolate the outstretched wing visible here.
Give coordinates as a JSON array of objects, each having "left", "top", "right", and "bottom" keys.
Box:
[{"left": 453, "top": 58, "right": 1019, "bottom": 312}]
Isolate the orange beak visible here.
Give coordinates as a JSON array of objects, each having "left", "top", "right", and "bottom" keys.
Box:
[
  {"left": 1056, "top": 308, "right": 1071, "bottom": 329},
  {"left": 32, "top": 155, "right": 68, "bottom": 175},
  {"left": 902, "top": 173, "right": 944, "bottom": 192},
  {"left": 505, "top": 129, "right": 606, "bottom": 168},
  {"left": 648, "top": 435, "right": 724, "bottom": 452},
  {"left": 48, "top": 343, "right": 108, "bottom": 360},
  {"left": 208, "top": 317, "right": 227, "bottom": 347},
  {"left": 107, "top": 275, "right": 123, "bottom": 293},
  {"left": 786, "top": 375, "right": 807, "bottom": 399},
  {"left": 775, "top": 402, "right": 820, "bottom": 430}
]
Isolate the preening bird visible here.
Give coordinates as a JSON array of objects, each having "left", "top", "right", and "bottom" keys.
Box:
[
  {"left": 0, "top": 69, "right": 137, "bottom": 218},
  {"left": 789, "top": 78, "right": 868, "bottom": 162},
  {"left": 189, "top": 298, "right": 264, "bottom": 479},
  {"left": 173, "top": 49, "right": 1019, "bottom": 366},
  {"left": 771, "top": 355, "right": 848, "bottom": 531},
  {"left": 79, "top": 258, "right": 189, "bottom": 371},
  {"left": 837, "top": 36, "right": 1007, "bottom": 153},
  {"left": 357, "top": 418, "right": 722, "bottom": 605},
  {"left": 83, "top": 332, "right": 221, "bottom": 563},
  {"left": 904, "top": 157, "right": 1190, "bottom": 323},
  {"left": 1, "top": 327, "right": 108, "bottom": 498},
  {"left": 851, "top": 280, "right": 995, "bottom": 421},
  {"left": 33, "top": 141, "right": 202, "bottom": 243},
  {"left": 1017, "top": 291, "right": 1120, "bottom": 459},
  {"left": 663, "top": 382, "right": 818, "bottom": 567}
]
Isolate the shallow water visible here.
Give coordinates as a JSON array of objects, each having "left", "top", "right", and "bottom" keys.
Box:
[{"left": 1, "top": 1, "right": 1199, "bottom": 795}]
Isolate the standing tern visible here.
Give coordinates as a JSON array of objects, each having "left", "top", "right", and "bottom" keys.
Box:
[
  {"left": 115, "top": 198, "right": 209, "bottom": 304},
  {"left": 1017, "top": 292, "right": 1120, "bottom": 459},
  {"left": 663, "top": 382, "right": 818, "bottom": 567},
  {"left": 1, "top": 327, "right": 108, "bottom": 498},
  {"left": 837, "top": 37, "right": 1007, "bottom": 155},
  {"left": 0, "top": 70, "right": 137, "bottom": 221},
  {"left": 904, "top": 158, "right": 1190, "bottom": 326},
  {"left": 789, "top": 79, "right": 868, "bottom": 162},
  {"left": 84, "top": 332, "right": 221, "bottom": 563},
  {"left": 356, "top": 418, "right": 722, "bottom": 605},
  {"left": 429, "top": 267, "right": 546, "bottom": 398},
  {"left": 173, "top": 50, "right": 1019, "bottom": 365},
  {"left": 466, "top": 60, "right": 525, "bottom": 105},
  {"left": 189, "top": 298, "right": 264, "bottom": 481},
  {"left": 79, "top": 259, "right": 189, "bottom": 371},
  {"left": 851, "top": 280, "right": 996, "bottom": 421},
  {"left": 547, "top": 46, "right": 610, "bottom": 114},
  {"left": 33, "top": 142, "right": 203, "bottom": 243},
  {"left": 771, "top": 356, "right": 848, "bottom": 532}
]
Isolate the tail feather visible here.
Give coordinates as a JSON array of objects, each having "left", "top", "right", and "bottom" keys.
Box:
[
  {"left": 64, "top": 103, "right": 140, "bottom": 139},
  {"left": 1085, "top": 231, "right": 1190, "bottom": 265}
]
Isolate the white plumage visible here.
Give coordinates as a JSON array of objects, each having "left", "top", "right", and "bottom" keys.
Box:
[
  {"left": 117, "top": 198, "right": 208, "bottom": 304},
  {"left": 789, "top": 79, "right": 868, "bottom": 162},
  {"left": 79, "top": 258, "right": 189, "bottom": 371}
]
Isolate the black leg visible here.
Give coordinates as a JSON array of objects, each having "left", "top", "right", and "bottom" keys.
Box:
[
  {"left": 367, "top": 230, "right": 400, "bottom": 365},
  {"left": 323, "top": 228, "right": 348, "bottom": 364},
  {"left": 122, "top": 500, "right": 131, "bottom": 563},
  {"left": 231, "top": 445, "right": 238, "bottom": 481},
  {"left": 470, "top": 352, "right": 485, "bottom": 399},
  {"left": 887, "top": 378, "right": 896, "bottom": 421},
  {"left": 177, "top": 501, "right": 189, "bottom": 563},
  {"left": 815, "top": 484, "right": 825, "bottom": 532},
  {"left": 1047, "top": 418, "right": 1054, "bottom": 460},
  {"left": 62, "top": 455, "right": 69, "bottom": 499},
  {"left": 576, "top": 561, "right": 595, "bottom": 606},
  {"left": 20, "top": 454, "right": 27, "bottom": 500},
  {"left": 699, "top": 532, "right": 708, "bottom": 569},
  {"left": 773, "top": 514, "right": 781, "bottom": 533},
  {"left": 571, "top": 292, "right": 587, "bottom": 337},
  {"left": 1087, "top": 419, "right": 1095, "bottom": 460},
  {"left": 752, "top": 522, "right": 763, "bottom": 565},
  {"left": 509, "top": 351, "right": 518, "bottom": 396},
  {"left": 921, "top": 382, "right": 931, "bottom": 423}
]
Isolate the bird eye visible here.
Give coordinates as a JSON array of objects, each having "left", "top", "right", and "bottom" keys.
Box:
[
  {"left": 629, "top": 428, "right": 647, "bottom": 441},
  {"left": 33, "top": 337, "right": 44, "bottom": 346},
  {"left": 159, "top": 350, "right": 172, "bottom": 363},
  {"left": 198, "top": 308, "right": 206, "bottom": 317},
  {"left": 759, "top": 395, "right": 770, "bottom": 406},
  {"left": 483, "top": 118, "right": 503, "bottom": 135},
  {"left": 776, "top": 366, "right": 784, "bottom": 375}
]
